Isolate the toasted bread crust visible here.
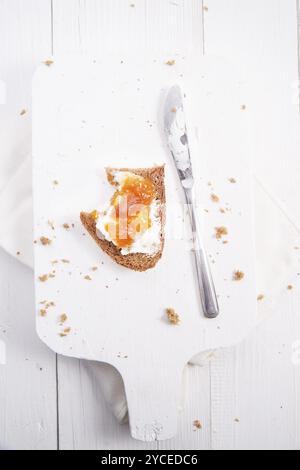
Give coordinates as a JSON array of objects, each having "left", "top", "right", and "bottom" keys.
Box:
[{"left": 80, "top": 166, "right": 165, "bottom": 272}]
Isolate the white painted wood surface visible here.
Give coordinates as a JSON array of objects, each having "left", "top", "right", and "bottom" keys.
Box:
[
  {"left": 0, "top": 0, "right": 300, "bottom": 449},
  {"left": 32, "top": 54, "right": 256, "bottom": 441}
]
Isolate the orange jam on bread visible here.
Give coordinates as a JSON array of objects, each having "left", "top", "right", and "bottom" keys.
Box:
[{"left": 103, "top": 173, "right": 156, "bottom": 248}]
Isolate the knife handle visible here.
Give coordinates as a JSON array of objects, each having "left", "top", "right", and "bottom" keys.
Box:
[{"left": 184, "top": 188, "right": 219, "bottom": 319}]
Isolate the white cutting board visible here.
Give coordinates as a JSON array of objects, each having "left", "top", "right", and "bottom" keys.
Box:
[{"left": 32, "top": 55, "right": 257, "bottom": 442}]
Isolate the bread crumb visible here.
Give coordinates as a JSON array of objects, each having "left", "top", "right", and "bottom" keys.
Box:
[
  {"left": 203, "top": 5, "right": 208, "bottom": 12},
  {"left": 61, "top": 259, "right": 70, "bottom": 264},
  {"left": 59, "top": 327, "right": 71, "bottom": 337},
  {"left": 39, "top": 274, "right": 49, "bottom": 282},
  {"left": 43, "top": 59, "right": 54, "bottom": 66},
  {"left": 287, "top": 285, "right": 293, "bottom": 290},
  {"left": 53, "top": 180, "right": 59, "bottom": 186},
  {"left": 171, "top": 107, "right": 177, "bottom": 113},
  {"left": 40, "top": 309, "right": 47, "bottom": 317},
  {"left": 59, "top": 314, "right": 68, "bottom": 324},
  {"left": 165, "top": 60, "right": 176, "bottom": 66},
  {"left": 16, "top": 251, "right": 21, "bottom": 256},
  {"left": 166, "top": 308, "right": 180, "bottom": 325},
  {"left": 211, "top": 193, "right": 220, "bottom": 203},
  {"left": 234, "top": 418, "right": 240, "bottom": 423},
  {"left": 63, "top": 223, "right": 70, "bottom": 230},
  {"left": 215, "top": 226, "right": 228, "bottom": 240},
  {"left": 228, "top": 177, "right": 237, "bottom": 183},
  {"left": 233, "top": 270, "right": 245, "bottom": 281},
  {"left": 241, "top": 105, "right": 246, "bottom": 111},
  {"left": 40, "top": 236, "right": 52, "bottom": 246},
  {"left": 193, "top": 420, "right": 202, "bottom": 429},
  {"left": 257, "top": 294, "right": 265, "bottom": 301},
  {"left": 220, "top": 208, "right": 226, "bottom": 214},
  {"left": 48, "top": 220, "right": 55, "bottom": 230},
  {"left": 91, "top": 266, "right": 98, "bottom": 271},
  {"left": 20, "top": 109, "right": 27, "bottom": 116},
  {"left": 84, "top": 275, "right": 92, "bottom": 281}
]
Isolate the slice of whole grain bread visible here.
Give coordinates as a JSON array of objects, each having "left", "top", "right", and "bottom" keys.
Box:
[{"left": 80, "top": 166, "right": 165, "bottom": 272}]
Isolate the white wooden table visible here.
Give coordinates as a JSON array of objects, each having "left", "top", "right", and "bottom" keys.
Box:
[{"left": 0, "top": 0, "right": 300, "bottom": 450}]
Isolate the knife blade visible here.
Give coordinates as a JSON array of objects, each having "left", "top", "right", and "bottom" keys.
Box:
[{"left": 164, "top": 85, "right": 219, "bottom": 319}]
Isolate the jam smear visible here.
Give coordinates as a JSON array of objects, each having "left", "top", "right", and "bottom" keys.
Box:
[{"left": 106, "top": 174, "right": 155, "bottom": 248}]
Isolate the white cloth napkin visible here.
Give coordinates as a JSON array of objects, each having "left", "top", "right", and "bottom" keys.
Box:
[{"left": 1, "top": 153, "right": 300, "bottom": 423}]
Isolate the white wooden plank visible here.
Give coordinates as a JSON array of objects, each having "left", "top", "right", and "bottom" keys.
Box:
[
  {"left": 204, "top": 0, "right": 300, "bottom": 450},
  {"left": 0, "top": 0, "right": 53, "bottom": 188},
  {"left": 0, "top": 250, "right": 57, "bottom": 450},
  {"left": 0, "top": 0, "right": 57, "bottom": 450},
  {"left": 211, "top": 283, "right": 300, "bottom": 450},
  {"left": 52, "top": 0, "right": 204, "bottom": 56},
  {"left": 204, "top": 0, "right": 300, "bottom": 227}
]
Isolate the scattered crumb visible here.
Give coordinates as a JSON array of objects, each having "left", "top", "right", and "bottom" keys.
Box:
[
  {"left": 165, "top": 59, "right": 176, "bottom": 66},
  {"left": 20, "top": 109, "right": 27, "bottom": 116},
  {"left": 43, "top": 59, "right": 54, "bottom": 66},
  {"left": 166, "top": 308, "right": 180, "bottom": 325},
  {"left": 48, "top": 220, "right": 55, "bottom": 230},
  {"left": 59, "top": 314, "right": 68, "bottom": 324},
  {"left": 193, "top": 420, "right": 202, "bottom": 429},
  {"left": 51, "top": 260, "right": 58, "bottom": 265},
  {"left": 59, "top": 327, "right": 71, "bottom": 338},
  {"left": 215, "top": 226, "right": 228, "bottom": 240},
  {"left": 61, "top": 259, "right": 70, "bottom": 264},
  {"left": 234, "top": 418, "right": 240, "bottom": 423},
  {"left": 130, "top": 3, "right": 135, "bottom": 6},
  {"left": 287, "top": 285, "right": 293, "bottom": 291},
  {"left": 171, "top": 107, "right": 177, "bottom": 113},
  {"left": 233, "top": 270, "right": 245, "bottom": 281},
  {"left": 294, "top": 246, "right": 299, "bottom": 250},
  {"left": 211, "top": 193, "right": 220, "bottom": 203},
  {"left": 39, "top": 274, "right": 49, "bottom": 283},
  {"left": 53, "top": 180, "right": 59, "bottom": 186},
  {"left": 91, "top": 266, "right": 98, "bottom": 271},
  {"left": 228, "top": 177, "right": 237, "bottom": 184},
  {"left": 16, "top": 251, "right": 21, "bottom": 256},
  {"left": 241, "top": 105, "right": 246, "bottom": 111},
  {"left": 40, "top": 309, "right": 47, "bottom": 317},
  {"left": 220, "top": 208, "right": 226, "bottom": 214},
  {"left": 63, "top": 223, "right": 70, "bottom": 230},
  {"left": 257, "top": 294, "right": 265, "bottom": 301},
  {"left": 40, "top": 236, "right": 52, "bottom": 246},
  {"left": 203, "top": 5, "right": 208, "bottom": 12},
  {"left": 84, "top": 275, "right": 92, "bottom": 281}
]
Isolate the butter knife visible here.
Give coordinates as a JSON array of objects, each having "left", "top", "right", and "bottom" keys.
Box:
[{"left": 164, "top": 85, "right": 219, "bottom": 318}]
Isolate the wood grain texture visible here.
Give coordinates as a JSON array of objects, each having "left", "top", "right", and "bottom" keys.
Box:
[
  {"left": 0, "top": 0, "right": 57, "bottom": 450},
  {"left": 204, "top": 0, "right": 300, "bottom": 450},
  {"left": 0, "top": 251, "right": 57, "bottom": 450},
  {"left": 1, "top": 0, "right": 300, "bottom": 450}
]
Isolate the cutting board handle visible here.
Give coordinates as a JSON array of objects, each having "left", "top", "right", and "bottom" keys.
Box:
[{"left": 121, "top": 362, "right": 184, "bottom": 442}]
